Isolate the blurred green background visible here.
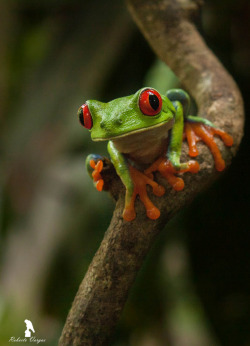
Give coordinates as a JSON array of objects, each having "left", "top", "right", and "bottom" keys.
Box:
[{"left": 0, "top": 0, "right": 250, "bottom": 345}]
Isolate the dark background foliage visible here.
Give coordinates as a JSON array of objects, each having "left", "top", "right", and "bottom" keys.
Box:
[{"left": 0, "top": 0, "right": 249, "bottom": 345}]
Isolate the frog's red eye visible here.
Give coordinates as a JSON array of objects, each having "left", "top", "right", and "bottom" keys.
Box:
[
  {"left": 78, "top": 104, "right": 93, "bottom": 130},
  {"left": 139, "top": 89, "right": 162, "bottom": 116}
]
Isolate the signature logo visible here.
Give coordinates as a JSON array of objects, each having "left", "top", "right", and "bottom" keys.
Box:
[
  {"left": 9, "top": 319, "right": 46, "bottom": 344},
  {"left": 24, "top": 320, "right": 35, "bottom": 338}
]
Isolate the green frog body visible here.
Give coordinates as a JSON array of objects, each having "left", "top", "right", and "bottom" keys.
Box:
[{"left": 78, "top": 88, "right": 233, "bottom": 221}]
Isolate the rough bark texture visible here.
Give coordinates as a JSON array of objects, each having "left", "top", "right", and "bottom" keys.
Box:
[{"left": 59, "top": 0, "right": 244, "bottom": 345}]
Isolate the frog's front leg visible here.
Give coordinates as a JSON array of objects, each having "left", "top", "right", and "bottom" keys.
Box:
[
  {"left": 144, "top": 93, "right": 200, "bottom": 190},
  {"left": 166, "top": 88, "right": 233, "bottom": 171},
  {"left": 108, "top": 141, "right": 165, "bottom": 221},
  {"left": 184, "top": 116, "right": 233, "bottom": 171},
  {"left": 167, "top": 97, "right": 196, "bottom": 171}
]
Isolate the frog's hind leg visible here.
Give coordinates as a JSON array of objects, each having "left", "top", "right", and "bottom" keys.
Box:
[
  {"left": 184, "top": 117, "right": 233, "bottom": 171},
  {"left": 86, "top": 154, "right": 105, "bottom": 191}
]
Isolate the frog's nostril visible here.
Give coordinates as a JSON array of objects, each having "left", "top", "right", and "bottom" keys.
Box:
[
  {"left": 115, "top": 118, "right": 123, "bottom": 125},
  {"left": 100, "top": 120, "right": 105, "bottom": 129},
  {"left": 78, "top": 104, "right": 93, "bottom": 130}
]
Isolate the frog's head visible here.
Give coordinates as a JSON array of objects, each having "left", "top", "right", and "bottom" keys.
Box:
[{"left": 78, "top": 88, "right": 176, "bottom": 141}]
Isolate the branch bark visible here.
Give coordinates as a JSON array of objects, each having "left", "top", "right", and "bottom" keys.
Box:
[{"left": 59, "top": 0, "right": 244, "bottom": 344}]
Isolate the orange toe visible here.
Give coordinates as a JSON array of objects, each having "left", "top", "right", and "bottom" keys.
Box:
[
  {"left": 90, "top": 159, "right": 104, "bottom": 191},
  {"left": 123, "top": 207, "right": 136, "bottom": 222},
  {"left": 184, "top": 122, "right": 233, "bottom": 171},
  {"left": 147, "top": 207, "right": 160, "bottom": 220},
  {"left": 96, "top": 179, "right": 104, "bottom": 191},
  {"left": 123, "top": 166, "right": 164, "bottom": 221}
]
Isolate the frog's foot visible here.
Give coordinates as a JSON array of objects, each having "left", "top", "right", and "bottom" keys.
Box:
[
  {"left": 184, "top": 122, "right": 233, "bottom": 171},
  {"left": 86, "top": 154, "right": 105, "bottom": 191},
  {"left": 89, "top": 159, "right": 104, "bottom": 191},
  {"left": 145, "top": 157, "right": 199, "bottom": 192},
  {"left": 123, "top": 166, "right": 165, "bottom": 222}
]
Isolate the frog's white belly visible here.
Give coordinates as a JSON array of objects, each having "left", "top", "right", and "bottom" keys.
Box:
[{"left": 112, "top": 121, "right": 173, "bottom": 166}]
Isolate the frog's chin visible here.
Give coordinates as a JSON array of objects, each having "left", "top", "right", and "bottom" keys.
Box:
[{"left": 92, "top": 119, "right": 173, "bottom": 142}]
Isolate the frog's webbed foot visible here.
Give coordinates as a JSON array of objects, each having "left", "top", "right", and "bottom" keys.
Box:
[
  {"left": 86, "top": 154, "right": 106, "bottom": 191},
  {"left": 184, "top": 122, "right": 233, "bottom": 171},
  {"left": 145, "top": 157, "right": 199, "bottom": 192},
  {"left": 90, "top": 159, "right": 104, "bottom": 191},
  {"left": 123, "top": 166, "right": 165, "bottom": 222}
]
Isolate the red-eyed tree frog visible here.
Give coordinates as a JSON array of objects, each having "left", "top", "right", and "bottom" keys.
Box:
[{"left": 78, "top": 88, "right": 233, "bottom": 221}]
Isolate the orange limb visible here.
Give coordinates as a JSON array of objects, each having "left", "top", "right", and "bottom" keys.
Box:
[
  {"left": 185, "top": 122, "right": 200, "bottom": 157},
  {"left": 123, "top": 166, "right": 165, "bottom": 222},
  {"left": 145, "top": 157, "right": 200, "bottom": 192},
  {"left": 90, "top": 159, "right": 104, "bottom": 191},
  {"left": 184, "top": 123, "right": 233, "bottom": 171}
]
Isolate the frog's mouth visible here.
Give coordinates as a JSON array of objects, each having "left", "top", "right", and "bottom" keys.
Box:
[{"left": 92, "top": 119, "right": 174, "bottom": 142}]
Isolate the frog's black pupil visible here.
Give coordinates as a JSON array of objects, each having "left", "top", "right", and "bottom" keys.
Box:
[
  {"left": 79, "top": 108, "right": 84, "bottom": 126},
  {"left": 149, "top": 94, "right": 159, "bottom": 110}
]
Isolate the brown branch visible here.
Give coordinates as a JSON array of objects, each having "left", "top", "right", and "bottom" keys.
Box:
[{"left": 59, "top": 0, "right": 244, "bottom": 345}]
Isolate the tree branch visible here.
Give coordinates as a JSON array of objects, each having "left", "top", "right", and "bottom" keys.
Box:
[{"left": 59, "top": 0, "right": 244, "bottom": 344}]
